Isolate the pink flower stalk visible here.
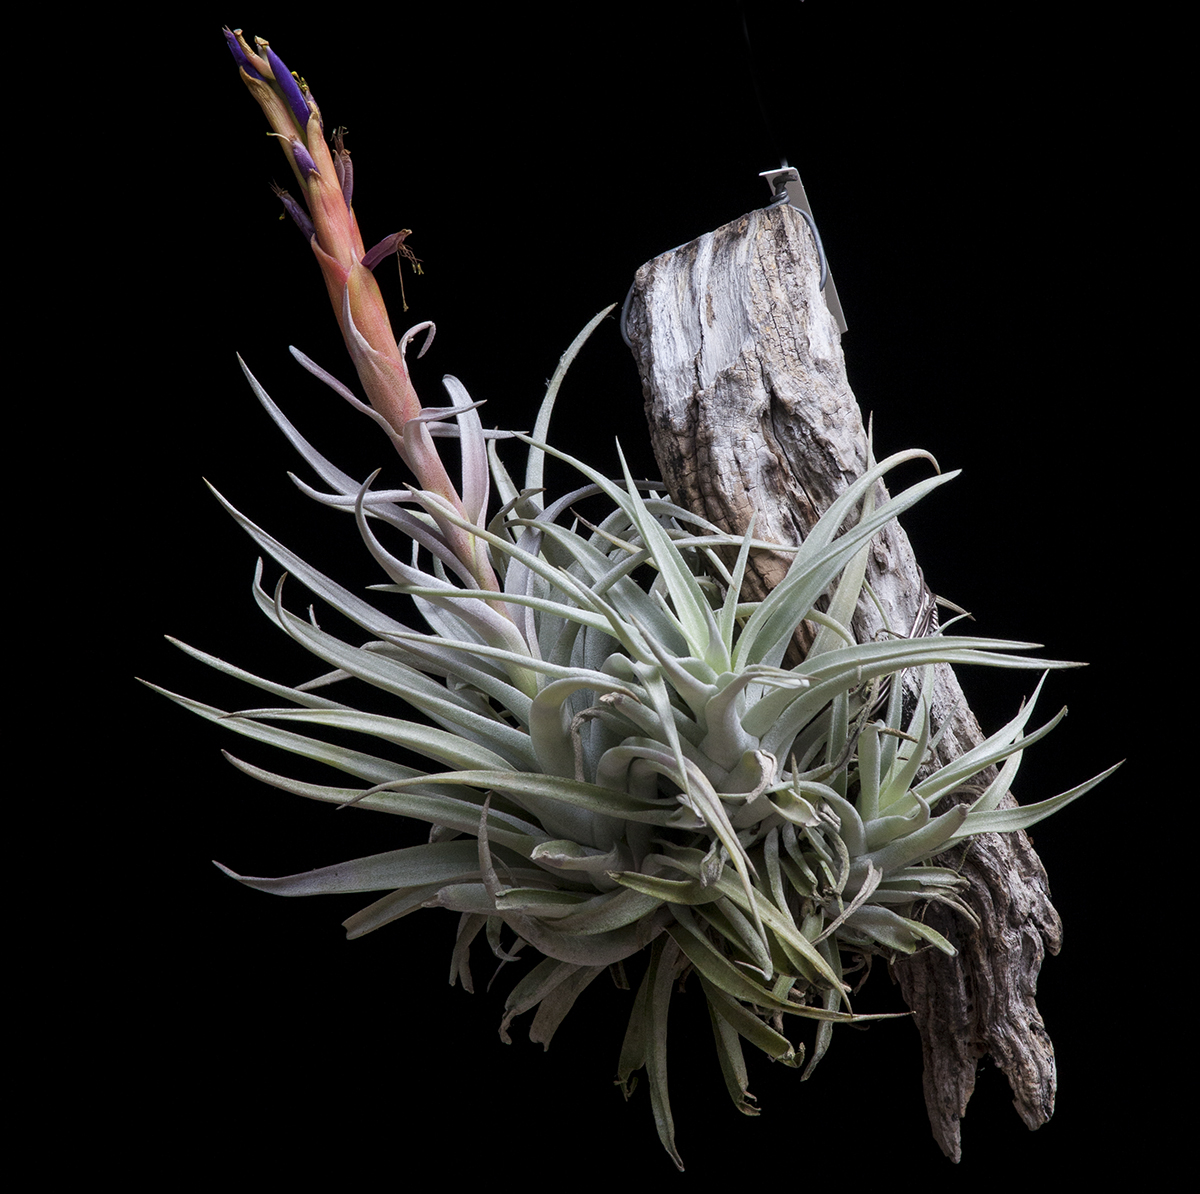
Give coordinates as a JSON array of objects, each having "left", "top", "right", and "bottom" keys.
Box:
[{"left": 224, "top": 28, "right": 500, "bottom": 595}]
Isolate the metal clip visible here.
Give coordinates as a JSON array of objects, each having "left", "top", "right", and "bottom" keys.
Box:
[{"left": 759, "top": 164, "right": 847, "bottom": 334}]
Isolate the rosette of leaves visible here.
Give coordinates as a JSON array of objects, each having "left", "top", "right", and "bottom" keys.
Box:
[{"left": 151, "top": 309, "right": 1115, "bottom": 1168}]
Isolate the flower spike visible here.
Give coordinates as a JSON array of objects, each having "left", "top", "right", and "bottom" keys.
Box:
[{"left": 224, "top": 28, "right": 500, "bottom": 596}]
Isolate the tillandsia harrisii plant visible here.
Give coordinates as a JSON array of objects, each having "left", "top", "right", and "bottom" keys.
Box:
[{"left": 152, "top": 30, "right": 1119, "bottom": 1169}]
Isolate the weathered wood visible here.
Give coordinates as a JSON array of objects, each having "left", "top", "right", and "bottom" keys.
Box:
[{"left": 623, "top": 202, "right": 1062, "bottom": 1161}]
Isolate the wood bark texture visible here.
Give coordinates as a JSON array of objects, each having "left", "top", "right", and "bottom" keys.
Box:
[{"left": 622, "top": 203, "right": 1062, "bottom": 1161}]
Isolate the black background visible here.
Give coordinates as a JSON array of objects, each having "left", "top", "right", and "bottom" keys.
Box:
[{"left": 110, "top": 3, "right": 1153, "bottom": 1179}]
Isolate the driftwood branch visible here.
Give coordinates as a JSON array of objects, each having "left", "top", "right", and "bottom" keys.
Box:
[{"left": 622, "top": 202, "right": 1061, "bottom": 1161}]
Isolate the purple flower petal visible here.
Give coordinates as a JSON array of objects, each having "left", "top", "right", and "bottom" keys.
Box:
[
  {"left": 363, "top": 231, "right": 413, "bottom": 271},
  {"left": 288, "top": 137, "right": 320, "bottom": 180},
  {"left": 271, "top": 183, "right": 315, "bottom": 240},
  {"left": 223, "top": 27, "right": 265, "bottom": 80},
  {"left": 260, "top": 42, "right": 311, "bottom": 131},
  {"left": 333, "top": 129, "right": 354, "bottom": 208}
]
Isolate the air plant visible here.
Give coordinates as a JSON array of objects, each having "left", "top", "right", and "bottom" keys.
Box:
[{"left": 152, "top": 31, "right": 1117, "bottom": 1169}]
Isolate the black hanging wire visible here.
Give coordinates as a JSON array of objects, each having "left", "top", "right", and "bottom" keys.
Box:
[
  {"left": 737, "top": 4, "right": 830, "bottom": 292},
  {"left": 621, "top": 5, "right": 835, "bottom": 345},
  {"left": 738, "top": 3, "right": 787, "bottom": 171}
]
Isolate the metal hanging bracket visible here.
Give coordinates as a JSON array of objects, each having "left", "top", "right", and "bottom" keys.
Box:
[{"left": 759, "top": 165, "right": 848, "bottom": 334}]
